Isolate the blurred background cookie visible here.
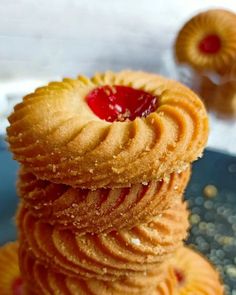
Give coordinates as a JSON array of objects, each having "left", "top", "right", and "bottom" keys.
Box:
[
  {"left": 200, "top": 75, "right": 236, "bottom": 118},
  {"left": 175, "top": 9, "right": 236, "bottom": 75}
]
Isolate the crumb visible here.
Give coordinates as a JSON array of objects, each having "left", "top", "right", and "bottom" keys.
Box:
[
  {"left": 203, "top": 185, "right": 218, "bottom": 198},
  {"left": 117, "top": 108, "right": 131, "bottom": 121},
  {"left": 163, "top": 175, "right": 170, "bottom": 182},
  {"left": 52, "top": 165, "right": 56, "bottom": 173},
  {"left": 108, "top": 104, "right": 115, "bottom": 110},
  {"left": 131, "top": 238, "right": 141, "bottom": 245},
  {"left": 105, "top": 88, "right": 111, "bottom": 96},
  {"left": 102, "top": 267, "right": 107, "bottom": 273}
]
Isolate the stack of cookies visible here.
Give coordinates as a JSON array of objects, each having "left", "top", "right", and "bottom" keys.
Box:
[{"left": 1, "top": 70, "right": 224, "bottom": 294}]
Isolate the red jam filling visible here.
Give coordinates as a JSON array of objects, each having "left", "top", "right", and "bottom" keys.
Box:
[
  {"left": 12, "top": 277, "right": 23, "bottom": 295},
  {"left": 198, "top": 34, "right": 221, "bottom": 54},
  {"left": 174, "top": 268, "right": 185, "bottom": 285},
  {"left": 86, "top": 85, "right": 158, "bottom": 122}
]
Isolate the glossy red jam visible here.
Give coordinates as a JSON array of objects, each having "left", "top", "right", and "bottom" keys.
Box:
[
  {"left": 198, "top": 34, "right": 221, "bottom": 54},
  {"left": 86, "top": 85, "right": 158, "bottom": 122},
  {"left": 12, "top": 277, "right": 23, "bottom": 295},
  {"left": 174, "top": 268, "right": 185, "bottom": 285}
]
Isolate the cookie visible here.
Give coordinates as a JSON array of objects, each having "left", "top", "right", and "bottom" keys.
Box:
[
  {"left": 19, "top": 244, "right": 166, "bottom": 295},
  {"left": 19, "top": 245, "right": 224, "bottom": 295},
  {"left": 0, "top": 242, "right": 23, "bottom": 295},
  {"left": 156, "top": 247, "right": 224, "bottom": 294},
  {"left": 17, "top": 201, "right": 189, "bottom": 280},
  {"left": 200, "top": 75, "right": 236, "bottom": 117},
  {"left": 175, "top": 9, "right": 236, "bottom": 75},
  {"left": 17, "top": 166, "right": 190, "bottom": 233},
  {"left": 7, "top": 71, "right": 208, "bottom": 188}
]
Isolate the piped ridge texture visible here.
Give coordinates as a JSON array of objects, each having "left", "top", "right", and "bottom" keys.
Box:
[
  {"left": 0, "top": 242, "right": 22, "bottom": 295},
  {"left": 18, "top": 245, "right": 224, "bottom": 295},
  {"left": 19, "top": 244, "right": 166, "bottom": 295},
  {"left": 7, "top": 70, "right": 208, "bottom": 188},
  {"left": 156, "top": 247, "right": 224, "bottom": 295},
  {"left": 17, "top": 201, "right": 189, "bottom": 280},
  {"left": 200, "top": 74, "right": 236, "bottom": 118},
  {"left": 17, "top": 166, "right": 190, "bottom": 233},
  {"left": 3, "top": 70, "right": 220, "bottom": 294},
  {"left": 175, "top": 9, "right": 236, "bottom": 74}
]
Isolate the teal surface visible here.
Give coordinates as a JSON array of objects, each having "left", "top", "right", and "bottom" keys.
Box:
[
  {"left": 0, "top": 142, "right": 18, "bottom": 244},
  {"left": 0, "top": 139, "right": 236, "bottom": 292}
]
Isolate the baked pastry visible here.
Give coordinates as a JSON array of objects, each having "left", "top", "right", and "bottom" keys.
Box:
[
  {"left": 175, "top": 9, "right": 236, "bottom": 75},
  {"left": 0, "top": 242, "right": 22, "bottom": 295},
  {"left": 17, "top": 166, "right": 190, "bottom": 233},
  {"left": 200, "top": 75, "right": 236, "bottom": 117},
  {"left": 156, "top": 247, "right": 224, "bottom": 294},
  {"left": 5, "top": 70, "right": 214, "bottom": 293},
  {"left": 19, "top": 244, "right": 167, "bottom": 295},
  {"left": 7, "top": 71, "right": 208, "bottom": 188},
  {"left": 17, "top": 201, "right": 189, "bottom": 280},
  {"left": 19, "top": 245, "right": 223, "bottom": 295},
  {"left": 0, "top": 244, "right": 222, "bottom": 294}
]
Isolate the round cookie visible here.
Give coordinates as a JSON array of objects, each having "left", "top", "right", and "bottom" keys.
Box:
[
  {"left": 18, "top": 245, "right": 224, "bottom": 295},
  {"left": 200, "top": 75, "right": 236, "bottom": 117},
  {"left": 0, "top": 242, "right": 23, "bottom": 295},
  {"left": 17, "top": 166, "right": 190, "bottom": 234},
  {"left": 0, "top": 243, "right": 223, "bottom": 295},
  {"left": 175, "top": 9, "right": 236, "bottom": 75},
  {"left": 7, "top": 70, "right": 208, "bottom": 188},
  {"left": 19, "top": 245, "right": 166, "bottom": 295},
  {"left": 156, "top": 247, "right": 224, "bottom": 294},
  {"left": 17, "top": 201, "right": 189, "bottom": 281}
]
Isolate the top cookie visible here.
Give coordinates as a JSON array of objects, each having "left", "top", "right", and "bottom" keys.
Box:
[
  {"left": 175, "top": 9, "right": 236, "bottom": 75},
  {"left": 7, "top": 70, "right": 208, "bottom": 188}
]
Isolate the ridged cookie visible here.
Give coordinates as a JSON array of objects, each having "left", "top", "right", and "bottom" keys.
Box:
[
  {"left": 17, "top": 166, "right": 190, "bottom": 233},
  {"left": 156, "top": 247, "right": 224, "bottom": 294},
  {"left": 19, "top": 244, "right": 166, "bottom": 295},
  {"left": 175, "top": 9, "right": 236, "bottom": 75},
  {"left": 200, "top": 75, "right": 236, "bottom": 117},
  {"left": 0, "top": 242, "right": 22, "bottom": 295},
  {"left": 0, "top": 242, "right": 223, "bottom": 295},
  {"left": 19, "top": 245, "right": 224, "bottom": 295},
  {"left": 17, "top": 201, "right": 189, "bottom": 280},
  {"left": 7, "top": 71, "right": 208, "bottom": 188}
]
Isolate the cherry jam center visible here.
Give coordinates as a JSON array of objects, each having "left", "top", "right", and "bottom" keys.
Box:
[
  {"left": 174, "top": 268, "right": 185, "bottom": 285},
  {"left": 198, "top": 34, "right": 221, "bottom": 54},
  {"left": 86, "top": 85, "right": 158, "bottom": 122},
  {"left": 12, "top": 277, "right": 23, "bottom": 295}
]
